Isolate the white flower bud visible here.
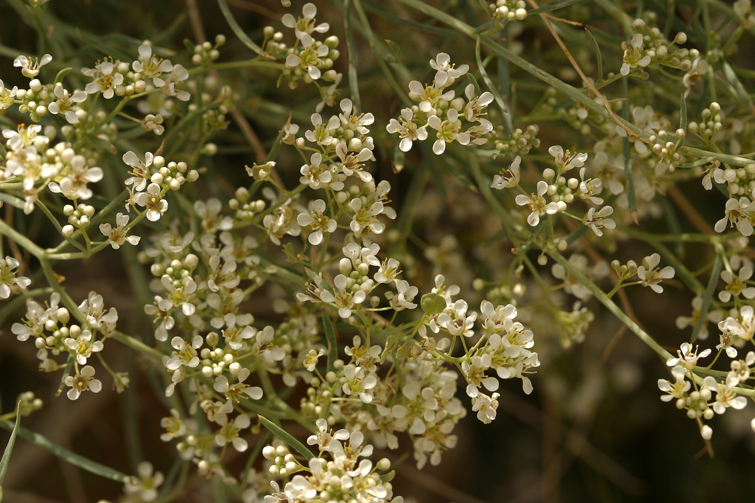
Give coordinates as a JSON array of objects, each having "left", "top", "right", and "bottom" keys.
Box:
[{"left": 62, "top": 225, "right": 74, "bottom": 237}]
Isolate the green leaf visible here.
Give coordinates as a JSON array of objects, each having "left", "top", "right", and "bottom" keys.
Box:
[
  {"left": 380, "top": 470, "right": 395, "bottom": 483},
  {"left": 0, "top": 406, "right": 21, "bottom": 500},
  {"left": 475, "top": 37, "right": 509, "bottom": 121},
  {"left": 323, "top": 313, "right": 338, "bottom": 373},
  {"left": 344, "top": 0, "right": 362, "bottom": 111},
  {"left": 384, "top": 39, "right": 404, "bottom": 61},
  {"left": 421, "top": 293, "right": 446, "bottom": 315},
  {"left": 0, "top": 419, "right": 130, "bottom": 483},
  {"left": 217, "top": 0, "right": 275, "bottom": 60},
  {"left": 397, "top": 341, "right": 414, "bottom": 359},
  {"left": 258, "top": 415, "right": 314, "bottom": 460},
  {"left": 584, "top": 27, "right": 602, "bottom": 83},
  {"left": 691, "top": 250, "right": 723, "bottom": 342},
  {"left": 528, "top": 0, "right": 584, "bottom": 15},
  {"left": 53, "top": 67, "right": 72, "bottom": 85},
  {"left": 621, "top": 76, "right": 637, "bottom": 224}
]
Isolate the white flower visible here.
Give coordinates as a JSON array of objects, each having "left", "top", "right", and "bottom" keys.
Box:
[
  {"left": 620, "top": 33, "right": 651, "bottom": 76},
  {"left": 83, "top": 59, "right": 124, "bottom": 99},
  {"left": 583, "top": 206, "right": 616, "bottom": 237},
  {"left": 0, "top": 256, "right": 31, "bottom": 298},
  {"left": 64, "top": 329, "right": 104, "bottom": 365},
  {"left": 307, "top": 418, "right": 349, "bottom": 452},
  {"left": 386, "top": 108, "right": 431, "bottom": 153},
  {"left": 666, "top": 342, "right": 711, "bottom": 369},
  {"left": 285, "top": 32, "right": 328, "bottom": 80},
  {"left": 0, "top": 79, "right": 19, "bottom": 110},
  {"left": 515, "top": 180, "right": 559, "bottom": 226},
  {"left": 715, "top": 197, "right": 754, "bottom": 236},
  {"left": 734, "top": 0, "right": 755, "bottom": 28},
  {"left": 323, "top": 274, "right": 367, "bottom": 318},
  {"left": 297, "top": 199, "right": 337, "bottom": 245},
  {"left": 341, "top": 364, "right": 377, "bottom": 403},
  {"left": 123, "top": 150, "right": 153, "bottom": 192},
  {"left": 135, "top": 183, "right": 168, "bottom": 221},
  {"left": 427, "top": 109, "right": 469, "bottom": 155},
  {"left": 658, "top": 365, "right": 690, "bottom": 402},
  {"left": 338, "top": 98, "right": 374, "bottom": 133},
  {"left": 100, "top": 213, "right": 140, "bottom": 249},
  {"left": 490, "top": 156, "right": 521, "bottom": 189},
  {"left": 718, "top": 267, "right": 755, "bottom": 302},
  {"left": 132, "top": 43, "right": 174, "bottom": 86},
  {"left": 281, "top": 2, "right": 330, "bottom": 37},
  {"left": 141, "top": 114, "right": 165, "bottom": 135},
  {"left": 703, "top": 376, "right": 747, "bottom": 414},
  {"left": 161, "top": 64, "right": 191, "bottom": 101},
  {"left": 47, "top": 83, "right": 87, "bottom": 124},
  {"left": 408, "top": 77, "right": 454, "bottom": 114},
  {"left": 719, "top": 305, "right": 755, "bottom": 342},
  {"left": 165, "top": 335, "right": 203, "bottom": 370},
  {"left": 549, "top": 145, "right": 588, "bottom": 173},
  {"left": 429, "top": 52, "right": 468, "bottom": 83},
  {"left": 305, "top": 112, "right": 340, "bottom": 145},
  {"left": 471, "top": 392, "right": 500, "bottom": 424},
  {"left": 161, "top": 275, "right": 197, "bottom": 316},
  {"left": 14, "top": 53, "right": 52, "bottom": 78},
  {"left": 349, "top": 198, "right": 385, "bottom": 236},
  {"left": 65, "top": 365, "right": 102, "bottom": 400},
  {"left": 637, "top": 253, "right": 675, "bottom": 293},
  {"left": 464, "top": 84, "right": 494, "bottom": 126}
]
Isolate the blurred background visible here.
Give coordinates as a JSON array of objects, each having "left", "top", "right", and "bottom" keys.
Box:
[{"left": 2, "top": 0, "right": 755, "bottom": 502}]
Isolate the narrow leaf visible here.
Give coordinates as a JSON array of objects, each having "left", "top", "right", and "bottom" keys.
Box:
[
  {"left": 475, "top": 37, "right": 509, "bottom": 122},
  {"left": 584, "top": 27, "right": 602, "bottom": 83},
  {"left": 691, "top": 251, "right": 723, "bottom": 342},
  {"left": 621, "top": 76, "right": 637, "bottom": 224},
  {"left": 528, "top": 0, "right": 584, "bottom": 15},
  {"left": 53, "top": 67, "right": 72, "bottom": 85},
  {"left": 0, "top": 419, "right": 130, "bottom": 483},
  {"left": 344, "top": 0, "right": 362, "bottom": 111},
  {"left": 0, "top": 406, "right": 22, "bottom": 493},
  {"left": 323, "top": 313, "right": 338, "bottom": 373},
  {"left": 258, "top": 415, "right": 314, "bottom": 460},
  {"left": 217, "top": 0, "right": 275, "bottom": 60}
]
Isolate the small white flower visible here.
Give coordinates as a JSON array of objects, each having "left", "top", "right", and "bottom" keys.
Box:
[
  {"left": 718, "top": 267, "right": 755, "bottom": 302},
  {"left": 297, "top": 199, "right": 337, "bottom": 245},
  {"left": 83, "top": 59, "right": 124, "bottom": 99},
  {"left": 490, "top": 156, "right": 521, "bottom": 189},
  {"left": 14, "top": 53, "right": 52, "bottom": 78},
  {"left": 658, "top": 365, "right": 690, "bottom": 402},
  {"left": 135, "top": 183, "right": 168, "bottom": 221},
  {"left": 132, "top": 43, "right": 174, "bottom": 86},
  {"left": 281, "top": 2, "right": 330, "bottom": 37},
  {"left": 47, "top": 83, "right": 87, "bottom": 124},
  {"left": 666, "top": 342, "right": 711, "bottom": 369},
  {"left": 386, "top": 108, "right": 428, "bottom": 153},
  {"left": 427, "top": 109, "right": 469, "bottom": 155},
  {"left": 549, "top": 145, "right": 588, "bottom": 173},
  {"left": 0, "top": 256, "right": 31, "bottom": 298},
  {"left": 715, "top": 197, "right": 754, "bottom": 236},
  {"left": 285, "top": 32, "right": 328, "bottom": 80},
  {"left": 637, "top": 253, "right": 675, "bottom": 293},
  {"left": 583, "top": 206, "right": 616, "bottom": 237},
  {"left": 620, "top": 33, "right": 651, "bottom": 76},
  {"left": 0, "top": 79, "right": 19, "bottom": 110},
  {"left": 65, "top": 365, "right": 102, "bottom": 400},
  {"left": 515, "top": 180, "right": 560, "bottom": 226},
  {"left": 100, "top": 213, "right": 140, "bottom": 249}
]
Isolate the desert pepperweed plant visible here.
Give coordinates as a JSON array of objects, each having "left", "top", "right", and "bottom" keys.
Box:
[{"left": 4, "top": 0, "right": 755, "bottom": 501}]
